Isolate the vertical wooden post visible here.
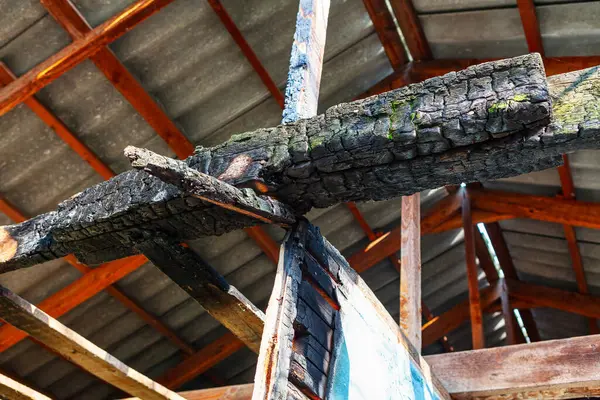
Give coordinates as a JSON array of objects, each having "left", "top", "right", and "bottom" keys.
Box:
[
  {"left": 282, "top": 0, "right": 330, "bottom": 124},
  {"left": 400, "top": 193, "right": 422, "bottom": 351},
  {"left": 461, "top": 188, "right": 485, "bottom": 349},
  {"left": 500, "top": 280, "right": 518, "bottom": 345}
]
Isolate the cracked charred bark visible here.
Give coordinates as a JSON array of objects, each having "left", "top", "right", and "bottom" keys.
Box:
[{"left": 1, "top": 54, "right": 600, "bottom": 273}]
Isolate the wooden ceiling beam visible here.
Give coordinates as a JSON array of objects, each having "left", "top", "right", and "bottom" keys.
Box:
[
  {"left": 516, "top": 0, "right": 545, "bottom": 55},
  {"left": 124, "top": 384, "right": 254, "bottom": 400},
  {"left": 40, "top": 0, "right": 194, "bottom": 160},
  {"left": 507, "top": 279, "right": 600, "bottom": 319},
  {"left": 207, "top": 0, "right": 284, "bottom": 109},
  {"left": 361, "top": 0, "right": 408, "bottom": 70},
  {"left": 388, "top": 0, "right": 432, "bottom": 61},
  {"left": 425, "top": 334, "right": 600, "bottom": 399},
  {"left": 473, "top": 189, "right": 600, "bottom": 229},
  {"left": 0, "top": 0, "right": 176, "bottom": 117},
  {"left": 0, "top": 286, "right": 185, "bottom": 400}
]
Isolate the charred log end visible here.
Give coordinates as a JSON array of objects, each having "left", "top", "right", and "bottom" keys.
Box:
[{"left": 0, "top": 228, "right": 18, "bottom": 263}]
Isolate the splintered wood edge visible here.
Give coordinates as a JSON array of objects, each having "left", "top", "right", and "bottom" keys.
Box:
[{"left": 0, "top": 228, "right": 17, "bottom": 263}]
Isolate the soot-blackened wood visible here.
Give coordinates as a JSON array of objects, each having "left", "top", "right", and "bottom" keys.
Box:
[
  {"left": 254, "top": 221, "right": 450, "bottom": 400},
  {"left": 125, "top": 146, "right": 297, "bottom": 226},
  {"left": 6, "top": 54, "right": 600, "bottom": 274},
  {"left": 135, "top": 237, "right": 265, "bottom": 353}
]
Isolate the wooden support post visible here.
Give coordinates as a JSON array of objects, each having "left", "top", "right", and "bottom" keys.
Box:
[
  {"left": 400, "top": 193, "right": 421, "bottom": 350},
  {"left": 0, "top": 372, "right": 52, "bottom": 400},
  {"left": 0, "top": 0, "right": 177, "bottom": 117},
  {"left": 461, "top": 188, "right": 485, "bottom": 349},
  {"left": 135, "top": 237, "right": 265, "bottom": 353},
  {"left": 0, "top": 286, "right": 184, "bottom": 400},
  {"left": 281, "top": 0, "right": 330, "bottom": 123}
]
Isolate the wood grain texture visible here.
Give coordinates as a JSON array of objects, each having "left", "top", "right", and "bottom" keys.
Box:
[
  {"left": 483, "top": 222, "right": 541, "bottom": 342},
  {"left": 0, "top": 286, "right": 184, "bottom": 400},
  {"left": 0, "top": 373, "right": 51, "bottom": 400},
  {"left": 124, "top": 384, "right": 254, "bottom": 400},
  {"left": 0, "top": 0, "right": 176, "bottom": 117},
  {"left": 461, "top": 188, "right": 484, "bottom": 349},
  {"left": 400, "top": 193, "right": 421, "bottom": 351},
  {"left": 425, "top": 335, "right": 600, "bottom": 399}
]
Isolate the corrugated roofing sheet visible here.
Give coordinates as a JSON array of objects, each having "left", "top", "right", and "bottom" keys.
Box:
[{"left": 0, "top": 0, "right": 599, "bottom": 398}]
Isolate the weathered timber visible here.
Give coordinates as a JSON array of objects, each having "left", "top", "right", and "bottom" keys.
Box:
[
  {"left": 399, "top": 193, "right": 421, "bottom": 350},
  {"left": 0, "top": 286, "right": 184, "bottom": 400},
  {"left": 124, "top": 384, "right": 254, "bottom": 400},
  {"left": 6, "top": 54, "right": 600, "bottom": 274},
  {"left": 135, "top": 237, "right": 265, "bottom": 353},
  {"left": 425, "top": 335, "right": 600, "bottom": 399},
  {"left": 125, "top": 146, "right": 297, "bottom": 226},
  {"left": 0, "top": 372, "right": 51, "bottom": 400},
  {"left": 254, "top": 221, "right": 450, "bottom": 400}
]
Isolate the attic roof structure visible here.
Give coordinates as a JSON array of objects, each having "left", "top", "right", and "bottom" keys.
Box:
[{"left": 1, "top": 1, "right": 600, "bottom": 399}]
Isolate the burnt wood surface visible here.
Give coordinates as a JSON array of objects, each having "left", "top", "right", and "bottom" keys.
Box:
[{"left": 3, "top": 54, "right": 600, "bottom": 273}]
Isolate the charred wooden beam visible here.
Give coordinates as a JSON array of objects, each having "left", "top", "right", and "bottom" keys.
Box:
[
  {"left": 135, "top": 237, "right": 265, "bottom": 353},
  {"left": 4, "top": 54, "right": 600, "bottom": 274},
  {"left": 0, "top": 286, "right": 184, "bottom": 400},
  {"left": 125, "top": 146, "right": 297, "bottom": 226},
  {"left": 425, "top": 335, "right": 600, "bottom": 399}
]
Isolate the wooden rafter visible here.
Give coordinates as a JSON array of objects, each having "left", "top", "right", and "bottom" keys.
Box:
[
  {"left": 516, "top": 0, "right": 545, "bottom": 55},
  {"left": 557, "top": 156, "right": 599, "bottom": 334},
  {"left": 484, "top": 222, "right": 541, "bottom": 342},
  {"left": 40, "top": 0, "right": 194, "bottom": 159},
  {"left": 0, "top": 0, "right": 177, "bottom": 117},
  {"left": 207, "top": 0, "right": 285, "bottom": 109},
  {"left": 0, "top": 286, "right": 184, "bottom": 400},
  {"left": 361, "top": 0, "right": 408, "bottom": 70},
  {"left": 389, "top": 0, "right": 432, "bottom": 61},
  {"left": 124, "top": 384, "right": 254, "bottom": 400}
]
